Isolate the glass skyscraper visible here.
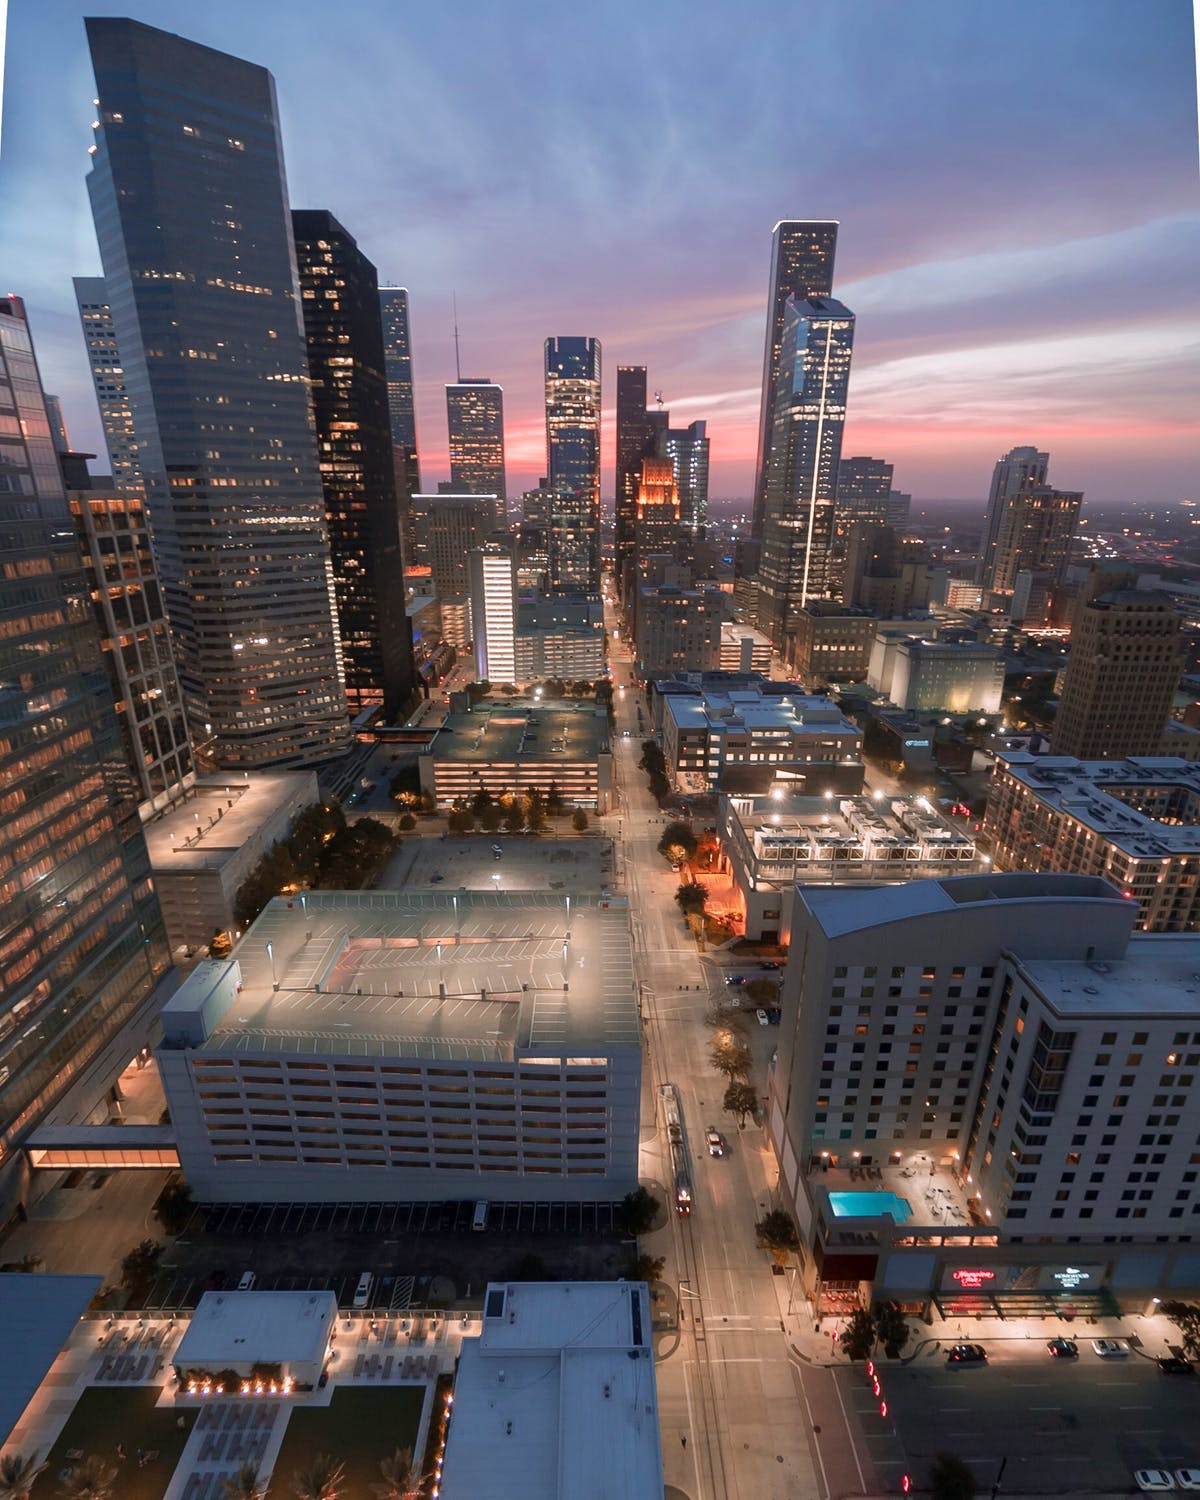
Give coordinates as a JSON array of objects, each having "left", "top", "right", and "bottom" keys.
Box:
[
  {"left": 544, "top": 336, "right": 602, "bottom": 594},
  {"left": 85, "top": 17, "right": 350, "bottom": 769},
  {"left": 379, "top": 286, "right": 422, "bottom": 561},
  {"left": 751, "top": 220, "right": 839, "bottom": 539},
  {"left": 614, "top": 366, "right": 668, "bottom": 596},
  {"left": 73, "top": 277, "right": 143, "bottom": 492},
  {"left": 446, "top": 378, "right": 506, "bottom": 524},
  {"left": 657, "top": 419, "right": 709, "bottom": 535},
  {"left": 292, "top": 210, "right": 415, "bottom": 721},
  {"left": 979, "top": 445, "right": 1050, "bottom": 586},
  {"left": 0, "top": 295, "right": 170, "bottom": 1185},
  {"left": 757, "top": 295, "right": 856, "bottom": 646}
]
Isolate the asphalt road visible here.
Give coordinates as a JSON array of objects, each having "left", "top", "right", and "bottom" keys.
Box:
[{"left": 839, "top": 1343, "right": 1200, "bottom": 1493}]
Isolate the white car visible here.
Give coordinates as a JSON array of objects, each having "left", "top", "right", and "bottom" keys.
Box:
[
  {"left": 1175, "top": 1474, "right": 1200, "bottom": 1492},
  {"left": 1091, "top": 1338, "right": 1130, "bottom": 1357},
  {"left": 1136, "top": 1473, "right": 1176, "bottom": 1492},
  {"left": 705, "top": 1127, "right": 725, "bottom": 1158},
  {"left": 755, "top": 1008, "right": 769, "bottom": 1027}
]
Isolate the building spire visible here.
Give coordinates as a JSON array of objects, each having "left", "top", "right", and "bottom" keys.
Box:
[{"left": 452, "top": 292, "right": 461, "bottom": 383}]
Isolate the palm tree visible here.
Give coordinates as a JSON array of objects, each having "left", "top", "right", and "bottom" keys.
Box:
[
  {"left": 56, "top": 1455, "right": 118, "bottom": 1500},
  {"left": 292, "top": 1455, "right": 345, "bottom": 1500},
  {"left": 222, "top": 1463, "right": 268, "bottom": 1499},
  {"left": 371, "top": 1447, "right": 417, "bottom": 1500},
  {"left": 0, "top": 1451, "right": 47, "bottom": 1500}
]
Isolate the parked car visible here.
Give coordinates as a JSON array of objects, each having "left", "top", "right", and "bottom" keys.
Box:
[
  {"left": 766, "top": 1008, "right": 782, "bottom": 1025},
  {"left": 755, "top": 1008, "right": 770, "bottom": 1027},
  {"left": 1047, "top": 1337, "right": 1078, "bottom": 1358},
  {"left": 1135, "top": 1472, "right": 1177, "bottom": 1492},
  {"left": 760, "top": 961, "right": 781, "bottom": 971},
  {"left": 946, "top": 1343, "right": 987, "bottom": 1364},
  {"left": 725, "top": 974, "right": 748, "bottom": 987},
  {"left": 491, "top": 843, "right": 503, "bottom": 854},
  {"left": 1091, "top": 1338, "right": 1130, "bottom": 1357},
  {"left": 705, "top": 1128, "right": 725, "bottom": 1158},
  {"left": 1174, "top": 1474, "right": 1200, "bottom": 1491},
  {"left": 1158, "top": 1358, "right": 1194, "bottom": 1375}
]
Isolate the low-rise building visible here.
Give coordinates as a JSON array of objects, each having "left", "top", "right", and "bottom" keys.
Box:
[
  {"left": 635, "top": 583, "right": 727, "bottom": 679},
  {"left": 770, "top": 873, "right": 1200, "bottom": 1317},
  {"left": 789, "top": 602, "right": 881, "bottom": 684},
  {"left": 143, "top": 772, "right": 319, "bottom": 962},
  {"left": 156, "top": 890, "right": 640, "bottom": 1202},
  {"left": 419, "top": 700, "right": 612, "bottom": 810},
  {"left": 985, "top": 754, "right": 1200, "bottom": 932},
  {"left": 440, "top": 1281, "right": 663, "bottom": 1500},
  {"left": 660, "top": 687, "right": 862, "bottom": 796},
  {"left": 719, "top": 791, "right": 981, "bottom": 940},
  {"left": 172, "top": 1290, "right": 337, "bottom": 1390},
  {"left": 719, "top": 621, "right": 772, "bottom": 673},
  {"left": 515, "top": 595, "right": 606, "bottom": 680},
  {"left": 869, "top": 632, "right": 1004, "bottom": 713}
]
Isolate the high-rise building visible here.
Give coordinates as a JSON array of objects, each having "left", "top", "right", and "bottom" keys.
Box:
[
  {"left": 886, "top": 488, "right": 912, "bottom": 532},
  {"left": 85, "top": 18, "right": 350, "bottom": 769},
  {"left": 657, "top": 420, "right": 709, "bottom": 534},
  {"left": 292, "top": 210, "right": 414, "bottom": 720},
  {"left": 986, "top": 483, "right": 1082, "bottom": 609},
  {"left": 0, "top": 295, "right": 170, "bottom": 1189},
  {"left": 615, "top": 366, "right": 668, "bottom": 593},
  {"left": 978, "top": 445, "right": 1049, "bottom": 585},
  {"left": 545, "top": 337, "right": 602, "bottom": 593},
  {"left": 756, "top": 295, "right": 855, "bottom": 645},
  {"left": 412, "top": 493, "right": 495, "bottom": 601},
  {"left": 1053, "top": 565, "right": 1183, "bottom": 759},
  {"left": 469, "top": 545, "right": 518, "bottom": 684},
  {"left": 447, "top": 379, "right": 506, "bottom": 525},
  {"left": 834, "top": 456, "right": 893, "bottom": 546},
  {"left": 379, "top": 286, "right": 421, "bottom": 508},
  {"left": 751, "top": 220, "right": 839, "bottom": 539},
  {"left": 635, "top": 457, "right": 681, "bottom": 562},
  {"left": 73, "top": 276, "right": 142, "bottom": 492}
]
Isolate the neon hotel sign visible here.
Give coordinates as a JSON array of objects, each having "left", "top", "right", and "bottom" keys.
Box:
[{"left": 950, "top": 1268, "right": 995, "bottom": 1289}]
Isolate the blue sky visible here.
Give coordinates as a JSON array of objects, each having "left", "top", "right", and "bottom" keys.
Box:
[{"left": 1, "top": 0, "right": 1197, "bottom": 505}]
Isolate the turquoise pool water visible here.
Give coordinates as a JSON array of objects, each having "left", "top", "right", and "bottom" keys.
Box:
[{"left": 828, "top": 1190, "right": 913, "bottom": 1222}]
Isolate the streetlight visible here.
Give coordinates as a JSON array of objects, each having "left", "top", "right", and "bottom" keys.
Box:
[
  {"left": 300, "top": 892, "right": 309, "bottom": 940},
  {"left": 265, "top": 940, "right": 277, "bottom": 990}
]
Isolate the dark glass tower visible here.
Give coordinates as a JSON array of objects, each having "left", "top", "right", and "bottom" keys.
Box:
[
  {"left": 73, "top": 276, "right": 143, "bottom": 492},
  {"left": 379, "top": 287, "right": 421, "bottom": 560},
  {"left": 751, "top": 221, "right": 839, "bottom": 539},
  {"left": 446, "top": 378, "right": 506, "bottom": 524},
  {"left": 85, "top": 18, "right": 350, "bottom": 769},
  {"left": 614, "top": 366, "right": 668, "bottom": 596},
  {"left": 292, "top": 211, "right": 415, "bottom": 720},
  {"left": 757, "top": 295, "right": 856, "bottom": 646},
  {"left": 0, "top": 295, "right": 170, "bottom": 1184},
  {"left": 545, "top": 336, "right": 602, "bottom": 594}
]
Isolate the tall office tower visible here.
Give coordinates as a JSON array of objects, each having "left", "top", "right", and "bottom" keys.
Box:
[
  {"left": 835, "top": 456, "right": 893, "bottom": 540},
  {"left": 379, "top": 287, "right": 421, "bottom": 505},
  {"left": 615, "top": 366, "right": 668, "bottom": 592},
  {"left": 756, "top": 295, "right": 856, "bottom": 647},
  {"left": 635, "top": 457, "right": 682, "bottom": 562},
  {"left": 70, "top": 485, "right": 196, "bottom": 814},
  {"left": 469, "top": 545, "right": 518, "bottom": 684},
  {"left": 657, "top": 420, "right": 709, "bottom": 534},
  {"left": 987, "top": 483, "right": 1082, "bottom": 601},
  {"left": 751, "top": 220, "right": 839, "bottom": 539},
  {"left": 545, "top": 337, "right": 602, "bottom": 593},
  {"left": 886, "top": 488, "right": 912, "bottom": 531},
  {"left": 412, "top": 493, "right": 495, "bottom": 600},
  {"left": 292, "top": 210, "right": 415, "bottom": 721},
  {"left": 1053, "top": 565, "right": 1183, "bottom": 759},
  {"left": 0, "top": 296, "right": 170, "bottom": 1185},
  {"left": 978, "top": 445, "right": 1050, "bottom": 585},
  {"left": 73, "top": 277, "right": 142, "bottom": 491},
  {"left": 447, "top": 379, "right": 506, "bottom": 525},
  {"left": 85, "top": 18, "right": 350, "bottom": 769}
]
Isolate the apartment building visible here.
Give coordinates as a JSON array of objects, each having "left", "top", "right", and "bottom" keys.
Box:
[
  {"left": 769, "top": 873, "right": 1200, "bottom": 1316},
  {"left": 157, "top": 891, "right": 639, "bottom": 1202},
  {"left": 719, "top": 791, "right": 982, "bottom": 939},
  {"left": 985, "top": 754, "right": 1200, "bottom": 932}
]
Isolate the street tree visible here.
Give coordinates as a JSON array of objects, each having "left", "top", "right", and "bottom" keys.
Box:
[
  {"left": 874, "top": 1302, "right": 911, "bottom": 1357},
  {"left": 840, "top": 1307, "right": 877, "bottom": 1361},
  {"left": 723, "top": 1081, "right": 758, "bottom": 1128},
  {"left": 571, "top": 808, "right": 589, "bottom": 831},
  {"left": 755, "top": 1210, "right": 801, "bottom": 1254},
  {"left": 617, "top": 1186, "right": 661, "bottom": 1236},
  {"left": 674, "top": 882, "right": 707, "bottom": 915},
  {"left": 708, "top": 1034, "right": 752, "bottom": 1081},
  {"left": 745, "top": 978, "right": 779, "bottom": 1006},
  {"left": 657, "top": 822, "right": 697, "bottom": 866},
  {"left": 447, "top": 807, "right": 475, "bottom": 835},
  {"left": 153, "top": 1179, "right": 193, "bottom": 1236},
  {"left": 628, "top": 1253, "right": 666, "bottom": 1284},
  {"left": 503, "top": 802, "right": 525, "bottom": 833},
  {"left": 397, "top": 813, "right": 416, "bottom": 832},
  {"left": 1161, "top": 1301, "right": 1200, "bottom": 1360},
  {"left": 119, "top": 1239, "right": 163, "bottom": 1300},
  {"left": 929, "top": 1454, "right": 977, "bottom": 1500}
]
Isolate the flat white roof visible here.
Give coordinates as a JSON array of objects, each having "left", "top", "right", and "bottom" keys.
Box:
[
  {"left": 1022, "top": 935, "right": 1200, "bottom": 1017},
  {"left": 440, "top": 1282, "right": 663, "bottom": 1500},
  {"left": 172, "top": 1290, "right": 336, "bottom": 1369},
  {"left": 143, "top": 773, "right": 317, "bottom": 873}
]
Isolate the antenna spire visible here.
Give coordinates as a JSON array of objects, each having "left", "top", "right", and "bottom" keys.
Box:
[{"left": 452, "top": 293, "right": 461, "bottom": 382}]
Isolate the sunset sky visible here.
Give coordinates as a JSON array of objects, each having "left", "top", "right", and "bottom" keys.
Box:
[{"left": 1, "top": 0, "right": 1197, "bottom": 506}]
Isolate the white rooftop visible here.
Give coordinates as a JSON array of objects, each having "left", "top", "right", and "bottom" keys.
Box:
[
  {"left": 440, "top": 1282, "right": 663, "bottom": 1500},
  {"left": 143, "top": 773, "right": 316, "bottom": 873},
  {"left": 172, "top": 1290, "right": 336, "bottom": 1370},
  {"left": 1022, "top": 935, "right": 1200, "bottom": 1017}
]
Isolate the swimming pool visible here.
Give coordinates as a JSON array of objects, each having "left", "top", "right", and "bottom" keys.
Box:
[{"left": 828, "top": 1190, "right": 913, "bottom": 1222}]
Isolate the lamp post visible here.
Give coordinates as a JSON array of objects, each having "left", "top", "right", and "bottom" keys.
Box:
[
  {"left": 300, "top": 892, "right": 309, "bottom": 940},
  {"left": 266, "top": 940, "right": 277, "bottom": 990}
]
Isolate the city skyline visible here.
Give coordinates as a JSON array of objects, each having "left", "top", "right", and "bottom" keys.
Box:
[{"left": 0, "top": 0, "right": 1195, "bottom": 508}]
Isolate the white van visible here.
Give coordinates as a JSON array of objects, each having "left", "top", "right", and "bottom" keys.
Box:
[
  {"left": 352, "top": 1271, "right": 374, "bottom": 1309},
  {"left": 237, "top": 1271, "right": 256, "bottom": 1292},
  {"left": 472, "top": 1200, "right": 489, "bottom": 1232}
]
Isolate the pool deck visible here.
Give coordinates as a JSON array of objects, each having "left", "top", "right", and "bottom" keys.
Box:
[{"left": 811, "top": 1151, "right": 976, "bottom": 1227}]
